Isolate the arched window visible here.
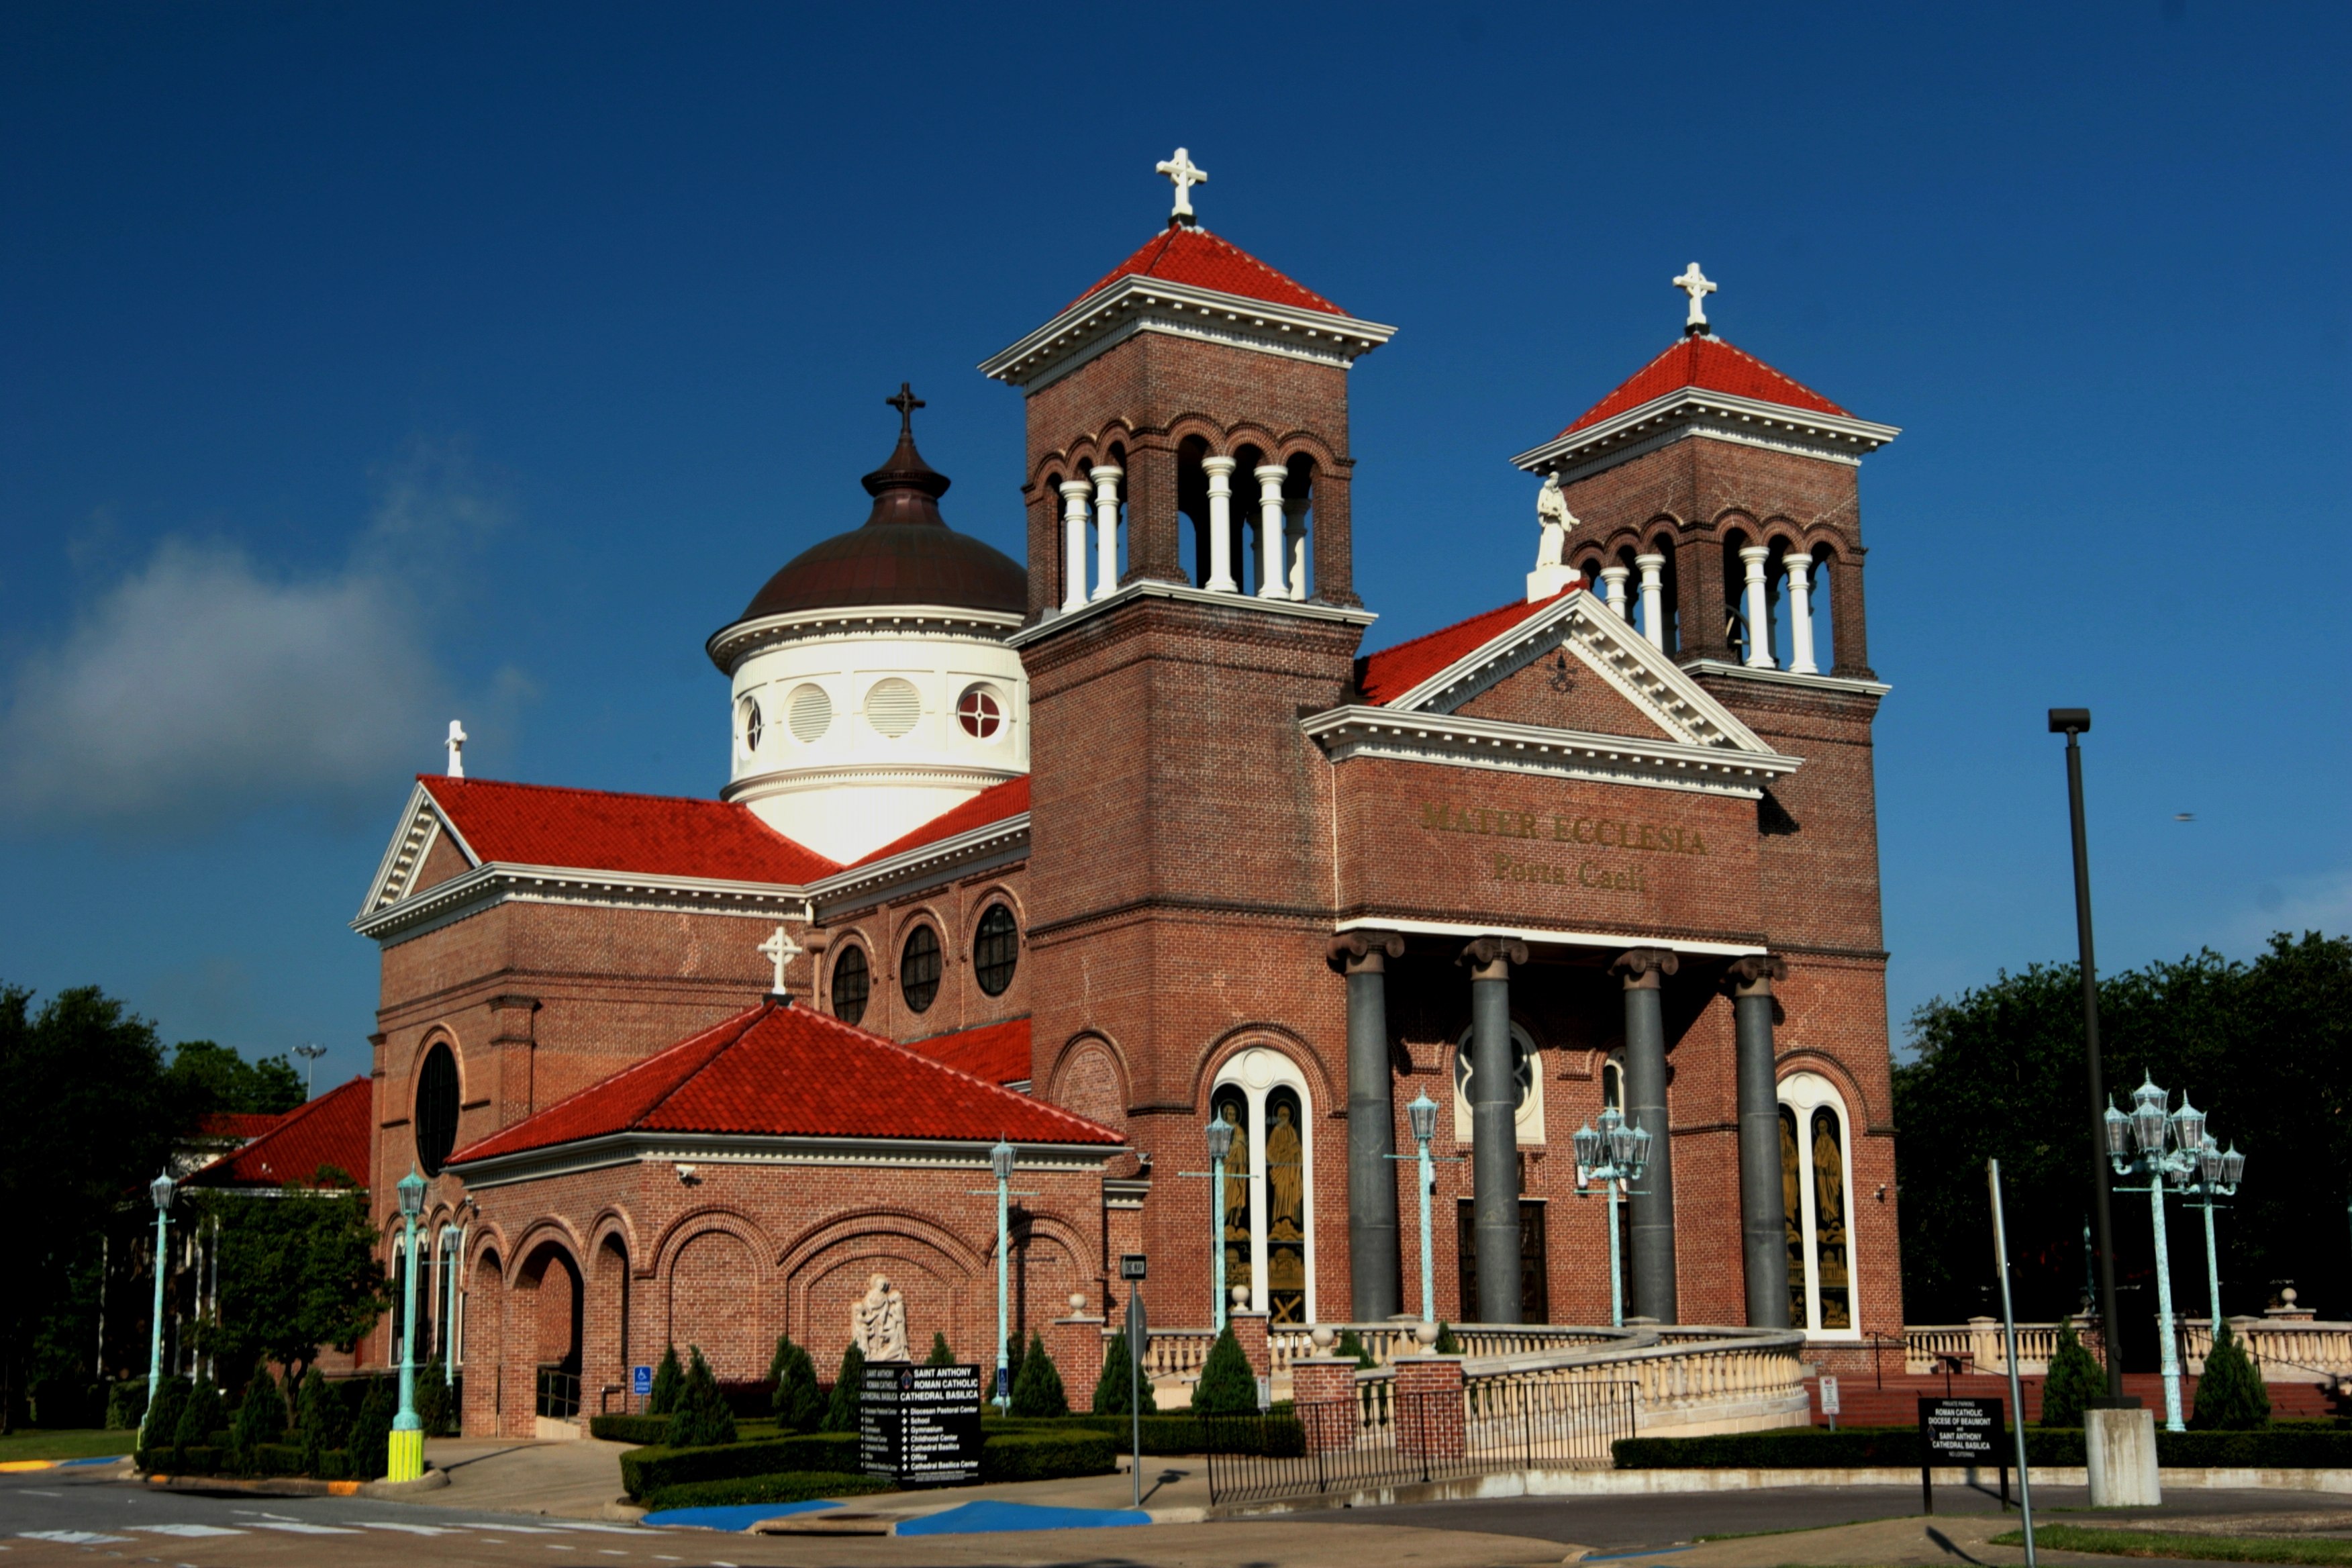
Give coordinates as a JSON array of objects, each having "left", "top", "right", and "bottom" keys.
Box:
[
  {"left": 1209, "top": 1048, "right": 1315, "bottom": 1325},
  {"left": 832, "top": 944, "right": 870, "bottom": 1026},
  {"left": 1451, "top": 1022, "right": 1546, "bottom": 1144},
  {"left": 1779, "top": 1071, "right": 1858, "bottom": 1336},
  {"left": 737, "top": 695, "right": 763, "bottom": 760},
  {"left": 899, "top": 925, "right": 940, "bottom": 1014},
  {"left": 1600, "top": 1052, "right": 1624, "bottom": 1111},
  {"left": 415, "top": 1042, "right": 459, "bottom": 1177},
  {"left": 973, "top": 904, "right": 1018, "bottom": 997}
]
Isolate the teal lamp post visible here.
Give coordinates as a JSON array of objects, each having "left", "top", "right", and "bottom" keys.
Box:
[
  {"left": 2106, "top": 1076, "right": 2225, "bottom": 1434},
  {"left": 388, "top": 1166, "right": 426, "bottom": 1481},
  {"left": 1204, "top": 1116, "right": 1236, "bottom": 1330},
  {"left": 989, "top": 1138, "right": 1014, "bottom": 1408},
  {"left": 1405, "top": 1093, "right": 1441, "bottom": 1326},
  {"left": 141, "top": 1171, "right": 175, "bottom": 1439},
  {"left": 1572, "top": 1108, "right": 1651, "bottom": 1328},
  {"left": 2188, "top": 1136, "right": 2247, "bottom": 1327}
]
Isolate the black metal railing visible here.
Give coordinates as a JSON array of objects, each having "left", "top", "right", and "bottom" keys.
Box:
[
  {"left": 535, "top": 1365, "right": 581, "bottom": 1421},
  {"left": 1204, "top": 1379, "right": 1636, "bottom": 1505}
]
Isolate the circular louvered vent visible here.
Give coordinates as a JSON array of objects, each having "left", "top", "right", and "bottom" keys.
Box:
[
  {"left": 865, "top": 677, "right": 920, "bottom": 738},
  {"left": 787, "top": 683, "right": 832, "bottom": 744}
]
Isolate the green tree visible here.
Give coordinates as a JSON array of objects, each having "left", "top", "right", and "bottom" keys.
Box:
[
  {"left": 164, "top": 1040, "right": 305, "bottom": 1117},
  {"left": 2190, "top": 1322, "right": 2270, "bottom": 1429},
  {"left": 1189, "top": 1324, "right": 1257, "bottom": 1414},
  {"left": 348, "top": 1376, "right": 394, "bottom": 1480},
  {"left": 2040, "top": 1318, "right": 2104, "bottom": 1428},
  {"left": 1091, "top": 1328, "right": 1134, "bottom": 1416},
  {"left": 415, "top": 1359, "right": 454, "bottom": 1438},
  {"left": 1002, "top": 1332, "right": 1026, "bottom": 1396},
  {"left": 191, "top": 1179, "right": 387, "bottom": 1391},
  {"left": 230, "top": 1368, "right": 285, "bottom": 1467},
  {"left": 174, "top": 1377, "right": 226, "bottom": 1452},
  {"left": 664, "top": 1346, "right": 736, "bottom": 1448},
  {"left": 822, "top": 1344, "right": 865, "bottom": 1432},
  {"left": 924, "top": 1332, "right": 955, "bottom": 1367},
  {"left": 1433, "top": 1323, "right": 1462, "bottom": 1355},
  {"left": 647, "top": 1345, "right": 683, "bottom": 1415},
  {"left": 0, "top": 984, "right": 184, "bottom": 1431},
  {"left": 293, "top": 1367, "right": 346, "bottom": 1473},
  {"left": 768, "top": 1336, "right": 822, "bottom": 1431},
  {"left": 142, "top": 1374, "right": 190, "bottom": 1453},
  {"left": 1010, "top": 1331, "right": 1066, "bottom": 1416}
]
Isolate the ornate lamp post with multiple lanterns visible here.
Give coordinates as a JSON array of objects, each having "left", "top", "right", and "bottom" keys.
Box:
[
  {"left": 1572, "top": 1107, "right": 1652, "bottom": 1330},
  {"left": 2104, "top": 1076, "right": 2245, "bottom": 1434}
]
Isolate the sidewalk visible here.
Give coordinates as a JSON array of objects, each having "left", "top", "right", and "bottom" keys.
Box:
[{"left": 422, "top": 1437, "right": 639, "bottom": 1518}]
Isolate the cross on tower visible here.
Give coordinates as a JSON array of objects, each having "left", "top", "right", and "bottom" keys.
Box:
[
  {"left": 444, "top": 720, "right": 467, "bottom": 779},
  {"left": 885, "top": 382, "right": 924, "bottom": 436},
  {"left": 1672, "top": 263, "right": 1717, "bottom": 336},
  {"left": 756, "top": 925, "right": 804, "bottom": 1000},
  {"left": 1155, "top": 147, "right": 1208, "bottom": 226}
]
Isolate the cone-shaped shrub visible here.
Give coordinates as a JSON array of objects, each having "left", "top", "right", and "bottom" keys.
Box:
[
  {"left": 2041, "top": 1319, "right": 2105, "bottom": 1428},
  {"left": 648, "top": 1345, "right": 684, "bottom": 1416},
  {"left": 1010, "top": 1331, "right": 1067, "bottom": 1417},
  {"left": 822, "top": 1344, "right": 866, "bottom": 1432},
  {"left": 231, "top": 1368, "right": 285, "bottom": 1464},
  {"left": 175, "top": 1378, "right": 227, "bottom": 1451},
  {"left": 1091, "top": 1328, "right": 1134, "bottom": 1416},
  {"left": 664, "top": 1346, "right": 738, "bottom": 1449},
  {"left": 2191, "top": 1321, "right": 2271, "bottom": 1430},
  {"left": 1433, "top": 1323, "right": 1463, "bottom": 1355},
  {"left": 295, "top": 1367, "right": 346, "bottom": 1474},
  {"left": 415, "top": 1360, "right": 454, "bottom": 1437},
  {"left": 769, "top": 1337, "right": 822, "bottom": 1432},
  {"left": 143, "top": 1375, "right": 191, "bottom": 1452},
  {"left": 1003, "top": 1333, "right": 1027, "bottom": 1396},
  {"left": 348, "top": 1376, "right": 395, "bottom": 1481},
  {"left": 926, "top": 1332, "right": 956, "bottom": 1367},
  {"left": 1189, "top": 1324, "right": 1258, "bottom": 1414}
]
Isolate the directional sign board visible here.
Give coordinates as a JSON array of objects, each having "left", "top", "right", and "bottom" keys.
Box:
[
  {"left": 1917, "top": 1395, "right": 2007, "bottom": 1513},
  {"left": 861, "top": 1362, "right": 983, "bottom": 1485},
  {"left": 1120, "top": 1254, "right": 1148, "bottom": 1280}
]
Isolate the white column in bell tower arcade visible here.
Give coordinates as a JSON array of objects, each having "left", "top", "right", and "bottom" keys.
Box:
[
  {"left": 1255, "top": 465, "right": 1289, "bottom": 599},
  {"left": 1740, "top": 545, "right": 1773, "bottom": 668},
  {"left": 1782, "top": 550, "right": 1818, "bottom": 675},
  {"left": 1600, "top": 564, "right": 1631, "bottom": 620},
  {"left": 1634, "top": 553, "right": 1666, "bottom": 649},
  {"left": 1060, "top": 479, "right": 1092, "bottom": 613},
  {"left": 1283, "top": 495, "right": 1309, "bottom": 601},
  {"left": 1091, "top": 465, "right": 1124, "bottom": 603},
  {"left": 1203, "top": 456, "right": 1238, "bottom": 593}
]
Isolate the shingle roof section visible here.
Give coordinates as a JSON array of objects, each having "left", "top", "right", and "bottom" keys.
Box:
[
  {"left": 196, "top": 1111, "right": 287, "bottom": 1142},
  {"left": 903, "top": 1016, "right": 1032, "bottom": 1087},
  {"left": 1072, "top": 226, "right": 1346, "bottom": 317},
  {"left": 846, "top": 777, "right": 1029, "bottom": 869},
  {"left": 447, "top": 1001, "right": 1118, "bottom": 1165},
  {"left": 187, "top": 1077, "right": 372, "bottom": 1189},
  {"left": 1354, "top": 585, "right": 1575, "bottom": 707},
  {"left": 421, "top": 775, "right": 837, "bottom": 885},
  {"left": 1561, "top": 336, "right": 1849, "bottom": 436}
]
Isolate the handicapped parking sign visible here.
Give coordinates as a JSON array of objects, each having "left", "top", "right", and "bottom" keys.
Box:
[{"left": 632, "top": 1364, "right": 652, "bottom": 1398}]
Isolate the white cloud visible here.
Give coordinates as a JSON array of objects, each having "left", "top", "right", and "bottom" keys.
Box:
[{"left": 0, "top": 442, "right": 507, "bottom": 833}]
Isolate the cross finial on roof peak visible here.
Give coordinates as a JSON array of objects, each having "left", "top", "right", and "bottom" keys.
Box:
[
  {"left": 1673, "top": 263, "right": 1717, "bottom": 336},
  {"left": 444, "top": 720, "right": 467, "bottom": 778},
  {"left": 757, "top": 924, "right": 804, "bottom": 1002},
  {"left": 1155, "top": 147, "right": 1208, "bottom": 227},
  {"left": 885, "top": 381, "right": 924, "bottom": 436}
]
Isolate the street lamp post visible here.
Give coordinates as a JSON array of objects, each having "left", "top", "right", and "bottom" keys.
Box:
[
  {"left": 1404, "top": 1093, "right": 1440, "bottom": 1326},
  {"left": 2106, "top": 1077, "right": 2239, "bottom": 1433},
  {"left": 1572, "top": 1108, "right": 1653, "bottom": 1329},
  {"left": 389, "top": 1166, "right": 426, "bottom": 1481},
  {"left": 2188, "top": 1134, "right": 2247, "bottom": 1343},
  {"left": 142, "top": 1172, "right": 175, "bottom": 1440},
  {"left": 990, "top": 1138, "right": 1014, "bottom": 1408},
  {"left": 1204, "top": 1117, "right": 1236, "bottom": 1331}
]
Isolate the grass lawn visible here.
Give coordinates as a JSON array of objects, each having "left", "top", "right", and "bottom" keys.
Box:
[
  {"left": 0, "top": 1428, "right": 137, "bottom": 1465},
  {"left": 1993, "top": 1526, "right": 2352, "bottom": 1565}
]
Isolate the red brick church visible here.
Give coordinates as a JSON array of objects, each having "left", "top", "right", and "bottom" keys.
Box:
[{"left": 352, "top": 156, "right": 1905, "bottom": 1436}]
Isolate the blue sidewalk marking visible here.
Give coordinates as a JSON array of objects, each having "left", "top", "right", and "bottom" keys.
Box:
[
  {"left": 1584, "top": 1549, "right": 1695, "bottom": 1563},
  {"left": 57, "top": 1456, "right": 130, "bottom": 1467},
  {"left": 895, "top": 1500, "right": 1150, "bottom": 1535},
  {"left": 641, "top": 1500, "right": 841, "bottom": 1531}
]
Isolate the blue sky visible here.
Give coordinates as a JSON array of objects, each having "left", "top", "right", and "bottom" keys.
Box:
[{"left": 3, "top": 1, "right": 2345, "bottom": 1091}]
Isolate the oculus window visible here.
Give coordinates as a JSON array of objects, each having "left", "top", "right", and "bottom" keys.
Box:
[
  {"left": 738, "top": 696, "right": 763, "bottom": 758},
  {"left": 973, "top": 904, "right": 1018, "bottom": 996},
  {"left": 956, "top": 684, "right": 1003, "bottom": 739},
  {"left": 832, "top": 944, "right": 870, "bottom": 1026},
  {"left": 900, "top": 925, "right": 941, "bottom": 1014},
  {"left": 414, "top": 1042, "right": 460, "bottom": 1177}
]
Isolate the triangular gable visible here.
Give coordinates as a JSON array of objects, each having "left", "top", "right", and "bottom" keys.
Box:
[
  {"left": 1381, "top": 589, "right": 1779, "bottom": 758},
  {"left": 358, "top": 781, "right": 479, "bottom": 918}
]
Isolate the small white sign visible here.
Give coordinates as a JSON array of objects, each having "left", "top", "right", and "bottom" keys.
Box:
[{"left": 1818, "top": 1375, "right": 1841, "bottom": 1415}]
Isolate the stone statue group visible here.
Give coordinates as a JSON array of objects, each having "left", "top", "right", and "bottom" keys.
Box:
[{"left": 850, "top": 1272, "right": 910, "bottom": 1363}]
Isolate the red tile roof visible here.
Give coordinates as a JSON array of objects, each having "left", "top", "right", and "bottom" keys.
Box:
[
  {"left": 448, "top": 1001, "right": 1118, "bottom": 1165},
  {"left": 196, "top": 1111, "right": 286, "bottom": 1142},
  {"left": 188, "top": 1077, "right": 373, "bottom": 1189},
  {"left": 422, "top": 776, "right": 837, "bottom": 885},
  {"left": 1561, "top": 336, "right": 1849, "bottom": 436},
  {"left": 1355, "top": 585, "right": 1575, "bottom": 707},
  {"left": 904, "top": 1016, "right": 1032, "bottom": 1087},
  {"left": 1072, "top": 226, "right": 1346, "bottom": 317},
  {"left": 845, "top": 777, "right": 1029, "bottom": 870}
]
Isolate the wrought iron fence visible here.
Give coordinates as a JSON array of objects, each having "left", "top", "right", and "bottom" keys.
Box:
[
  {"left": 1204, "top": 1379, "right": 1636, "bottom": 1505},
  {"left": 535, "top": 1365, "right": 581, "bottom": 1421}
]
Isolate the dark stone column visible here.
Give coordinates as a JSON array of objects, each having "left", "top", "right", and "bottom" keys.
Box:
[
  {"left": 1330, "top": 931, "right": 1404, "bottom": 1323},
  {"left": 1461, "top": 936, "right": 1529, "bottom": 1323},
  {"left": 1730, "top": 955, "right": 1792, "bottom": 1329},
  {"left": 1612, "top": 948, "right": 1679, "bottom": 1323}
]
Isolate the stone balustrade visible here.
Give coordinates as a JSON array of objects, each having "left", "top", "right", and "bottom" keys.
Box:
[
  {"left": 1461, "top": 1323, "right": 1809, "bottom": 1437},
  {"left": 1903, "top": 1317, "right": 2352, "bottom": 1384},
  {"left": 1144, "top": 1322, "right": 1624, "bottom": 1383}
]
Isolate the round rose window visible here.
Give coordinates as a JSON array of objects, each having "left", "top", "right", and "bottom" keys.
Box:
[{"left": 957, "top": 685, "right": 1002, "bottom": 739}]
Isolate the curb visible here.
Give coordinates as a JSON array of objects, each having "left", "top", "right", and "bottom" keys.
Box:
[{"left": 360, "top": 1469, "right": 452, "bottom": 1499}]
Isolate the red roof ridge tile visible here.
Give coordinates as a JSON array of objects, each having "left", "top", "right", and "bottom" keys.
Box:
[
  {"left": 1560, "top": 335, "right": 1849, "bottom": 438},
  {"left": 189, "top": 1076, "right": 372, "bottom": 1188},
  {"left": 415, "top": 773, "right": 839, "bottom": 885},
  {"left": 847, "top": 1015, "right": 1114, "bottom": 1139},
  {"left": 1069, "top": 226, "right": 1346, "bottom": 317},
  {"left": 1355, "top": 584, "right": 1576, "bottom": 707},
  {"left": 844, "top": 777, "right": 1030, "bottom": 869}
]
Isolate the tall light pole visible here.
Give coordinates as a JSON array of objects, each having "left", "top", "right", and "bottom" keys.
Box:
[
  {"left": 2106, "top": 1076, "right": 2231, "bottom": 1433},
  {"left": 2050, "top": 707, "right": 2127, "bottom": 1402},
  {"left": 2188, "top": 1138, "right": 2247, "bottom": 1326},
  {"left": 388, "top": 1167, "right": 426, "bottom": 1481},
  {"left": 1204, "top": 1116, "right": 1236, "bottom": 1330},
  {"left": 990, "top": 1138, "right": 1014, "bottom": 1408},
  {"left": 294, "top": 1042, "right": 327, "bottom": 1099},
  {"left": 1573, "top": 1108, "right": 1652, "bottom": 1329},
  {"left": 142, "top": 1172, "right": 174, "bottom": 1440},
  {"left": 1404, "top": 1093, "right": 1440, "bottom": 1326}
]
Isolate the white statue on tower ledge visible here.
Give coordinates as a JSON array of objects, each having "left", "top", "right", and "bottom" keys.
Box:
[
  {"left": 852, "top": 1273, "right": 910, "bottom": 1363},
  {"left": 1527, "top": 475, "right": 1579, "bottom": 602}
]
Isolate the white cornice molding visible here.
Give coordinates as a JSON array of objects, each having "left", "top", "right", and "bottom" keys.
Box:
[
  {"left": 706, "top": 604, "right": 1026, "bottom": 675},
  {"left": 450, "top": 1128, "right": 1122, "bottom": 1189},
  {"left": 1302, "top": 705, "right": 1798, "bottom": 798},
  {"left": 1008, "top": 577, "right": 1377, "bottom": 649},
  {"left": 358, "top": 783, "right": 480, "bottom": 918},
  {"left": 351, "top": 860, "right": 810, "bottom": 946},
  {"left": 721, "top": 762, "right": 1022, "bottom": 807},
  {"left": 1336, "top": 914, "right": 1765, "bottom": 960},
  {"left": 1511, "top": 388, "right": 1901, "bottom": 485},
  {"left": 1679, "top": 659, "right": 1892, "bottom": 697},
  {"left": 979, "top": 273, "right": 1396, "bottom": 392},
  {"left": 807, "top": 812, "right": 1032, "bottom": 912}
]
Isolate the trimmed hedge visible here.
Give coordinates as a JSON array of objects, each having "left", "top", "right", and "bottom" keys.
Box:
[
  {"left": 643, "top": 1471, "right": 893, "bottom": 1513},
  {"left": 977, "top": 1428, "right": 1116, "bottom": 1483},
  {"left": 591, "top": 1414, "right": 673, "bottom": 1446},
  {"left": 622, "top": 1432, "right": 860, "bottom": 1498},
  {"left": 1068, "top": 1412, "right": 1306, "bottom": 1457},
  {"left": 1612, "top": 1424, "right": 2352, "bottom": 1471}
]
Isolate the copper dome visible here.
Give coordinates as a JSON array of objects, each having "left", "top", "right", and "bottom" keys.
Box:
[{"left": 734, "top": 387, "right": 1027, "bottom": 621}]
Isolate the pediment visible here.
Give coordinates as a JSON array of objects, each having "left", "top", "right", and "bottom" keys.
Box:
[{"left": 357, "top": 783, "right": 479, "bottom": 918}]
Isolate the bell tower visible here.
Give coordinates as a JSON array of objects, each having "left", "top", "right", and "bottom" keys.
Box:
[{"left": 977, "top": 154, "right": 1393, "bottom": 1324}]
